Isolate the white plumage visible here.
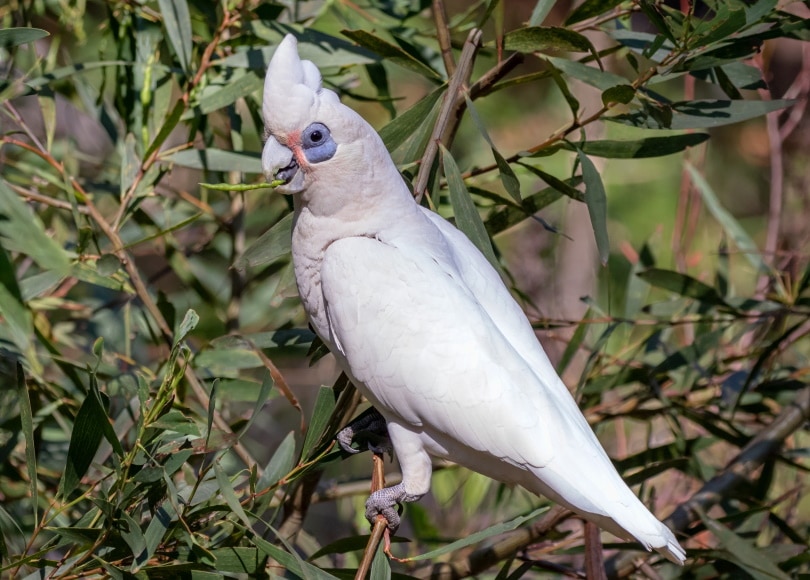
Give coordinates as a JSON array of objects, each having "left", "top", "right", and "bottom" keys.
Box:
[{"left": 260, "top": 34, "right": 685, "bottom": 565}]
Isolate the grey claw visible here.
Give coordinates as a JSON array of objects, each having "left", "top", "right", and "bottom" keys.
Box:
[
  {"left": 336, "top": 409, "right": 390, "bottom": 455},
  {"left": 364, "top": 483, "right": 423, "bottom": 533},
  {"left": 337, "top": 426, "right": 362, "bottom": 454}
]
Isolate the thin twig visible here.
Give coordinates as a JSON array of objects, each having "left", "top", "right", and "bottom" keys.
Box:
[
  {"left": 606, "top": 385, "right": 810, "bottom": 578},
  {"left": 418, "top": 506, "right": 571, "bottom": 579},
  {"left": 754, "top": 53, "right": 784, "bottom": 298},
  {"left": 414, "top": 28, "right": 482, "bottom": 203},
  {"left": 356, "top": 453, "right": 389, "bottom": 580},
  {"left": 432, "top": 0, "right": 455, "bottom": 77}
]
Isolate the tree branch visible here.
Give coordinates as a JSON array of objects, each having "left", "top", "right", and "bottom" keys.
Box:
[
  {"left": 414, "top": 28, "right": 482, "bottom": 203},
  {"left": 606, "top": 385, "right": 810, "bottom": 577}
]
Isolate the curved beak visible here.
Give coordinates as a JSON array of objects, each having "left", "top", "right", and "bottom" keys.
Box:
[{"left": 262, "top": 136, "right": 298, "bottom": 185}]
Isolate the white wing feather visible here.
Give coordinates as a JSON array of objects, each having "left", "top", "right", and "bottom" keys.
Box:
[{"left": 320, "top": 214, "right": 685, "bottom": 564}]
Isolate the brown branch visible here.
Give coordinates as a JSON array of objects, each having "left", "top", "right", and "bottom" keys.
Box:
[
  {"left": 432, "top": 0, "right": 455, "bottom": 77},
  {"left": 606, "top": 385, "right": 810, "bottom": 578},
  {"left": 418, "top": 506, "right": 571, "bottom": 579},
  {"left": 414, "top": 28, "right": 482, "bottom": 203},
  {"left": 0, "top": 137, "right": 259, "bottom": 472},
  {"left": 356, "top": 453, "right": 389, "bottom": 580}
]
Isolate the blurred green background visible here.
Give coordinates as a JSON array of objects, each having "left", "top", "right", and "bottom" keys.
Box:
[{"left": 1, "top": 0, "right": 809, "bottom": 578}]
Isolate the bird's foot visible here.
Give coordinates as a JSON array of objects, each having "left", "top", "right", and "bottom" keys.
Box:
[
  {"left": 336, "top": 409, "right": 392, "bottom": 456},
  {"left": 365, "top": 483, "right": 423, "bottom": 533}
]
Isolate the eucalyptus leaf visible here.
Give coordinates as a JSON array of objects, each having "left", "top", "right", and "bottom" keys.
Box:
[
  {"left": 0, "top": 27, "right": 49, "bottom": 47},
  {"left": 576, "top": 150, "right": 610, "bottom": 265},
  {"left": 441, "top": 145, "right": 499, "bottom": 269}
]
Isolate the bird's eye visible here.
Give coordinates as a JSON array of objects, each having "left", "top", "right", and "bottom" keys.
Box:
[{"left": 301, "top": 122, "right": 336, "bottom": 164}]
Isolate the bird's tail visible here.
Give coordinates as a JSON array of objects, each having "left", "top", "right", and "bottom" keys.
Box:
[{"left": 525, "top": 472, "right": 686, "bottom": 565}]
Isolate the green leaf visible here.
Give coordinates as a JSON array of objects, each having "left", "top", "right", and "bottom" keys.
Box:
[
  {"left": 341, "top": 30, "right": 442, "bottom": 81},
  {"left": 15, "top": 363, "right": 37, "bottom": 524},
  {"left": 119, "top": 511, "right": 147, "bottom": 563},
  {"left": 567, "top": 133, "right": 709, "bottom": 158},
  {"left": 237, "top": 371, "right": 275, "bottom": 440},
  {"left": 158, "top": 0, "right": 193, "bottom": 73},
  {"left": 441, "top": 145, "right": 499, "bottom": 269},
  {"left": 601, "top": 84, "right": 636, "bottom": 106},
  {"left": 503, "top": 26, "right": 596, "bottom": 54},
  {"left": 301, "top": 387, "right": 337, "bottom": 460},
  {"left": 379, "top": 86, "right": 444, "bottom": 153},
  {"left": 0, "top": 27, "right": 49, "bottom": 47},
  {"left": 165, "top": 149, "right": 262, "bottom": 173},
  {"left": 370, "top": 541, "right": 391, "bottom": 580},
  {"left": 0, "top": 247, "right": 35, "bottom": 362},
  {"left": 135, "top": 500, "right": 178, "bottom": 572},
  {"left": 545, "top": 56, "right": 627, "bottom": 90},
  {"left": 59, "top": 384, "right": 109, "bottom": 497},
  {"left": 637, "top": 268, "right": 729, "bottom": 306},
  {"left": 463, "top": 94, "right": 521, "bottom": 203},
  {"left": 257, "top": 431, "right": 297, "bottom": 490},
  {"left": 214, "top": 462, "right": 252, "bottom": 528},
  {"left": 405, "top": 506, "right": 549, "bottom": 562},
  {"left": 612, "top": 99, "right": 794, "bottom": 130},
  {"left": 687, "top": 163, "right": 767, "bottom": 274},
  {"left": 697, "top": 509, "right": 791, "bottom": 580},
  {"left": 529, "top": 0, "right": 557, "bottom": 26},
  {"left": 566, "top": 0, "right": 625, "bottom": 25},
  {"left": 234, "top": 212, "right": 293, "bottom": 270},
  {"left": 195, "top": 71, "right": 264, "bottom": 115},
  {"left": 0, "top": 180, "right": 71, "bottom": 274},
  {"left": 576, "top": 150, "right": 610, "bottom": 265},
  {"left": 176, "top": 309, "right": 199, "bottom": 343},
  {"left": 208, "top": 547, "right": 264, "bottom": 574}
]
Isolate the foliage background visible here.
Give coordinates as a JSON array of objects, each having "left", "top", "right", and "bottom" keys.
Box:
[{"left": 1, "top": 0, "right": 809, "bottom": 578}]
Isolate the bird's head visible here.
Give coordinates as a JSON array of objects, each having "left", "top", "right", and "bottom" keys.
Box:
[{"left": 261, "top": 35, "right": 402, "bottom": 214}]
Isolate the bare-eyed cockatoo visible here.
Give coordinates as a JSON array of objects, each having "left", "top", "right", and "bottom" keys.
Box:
[{"left": 260, "top": 34, "right": 686, "bottom": 564}]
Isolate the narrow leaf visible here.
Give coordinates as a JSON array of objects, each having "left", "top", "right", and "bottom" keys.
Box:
[
  {"left": 15, "top": 364, "right": 37, "bottom": 523},
  {"left": 504, "top": 26, "right": 596, "bottom": 54},
  {"left": 576, "top": 150, "right": 610, "bottom": 265},
  {"left": 341, "top": 30, "right": 442, "bottom": 81},
  {"left": 612, "top": 99, "right": 794, "bottom": 130},
  {"left": 257, "top": 431, "right": 297, "bottom": 490},
  {"left": 158, "top": 0, "right": 193, "bottom": 73},
  {"left": 463, "top": 94, "right": 521, "bottom": 203},
  {"left": 405, "top": 506, "right": 548, "bottom": 562},
  {"left": 637, "top": 268, "right": 729, "bottom": 306},
  {"left": 697, "top": 509, "right": 791, "bottom": 580},
  {"left": 566, "top": 0, "right": 625, "bottom": 25},
  {"left": 214, "top": 462, "right": 252, "bottom": 528},
  {"left": 0, "top": 27, "right": 49, "bottom": 47},
  {"left": 165, "top": 149, "right": 262, "bottom": 173},
  {"left": 379, "top": 86, "right": 444, "bottom": 153},
  {"left": 301, "top": 387, "right": 337, "bottom": 460},
  {"left": 529, "top": 0, "right": 557, "bottom": 26},
  {"left": 687, "top": 163, "right": 767, "bottom": 273},
  {"left": 441, "top": 145, "right": 500, "bottom": 269},
  {"left": 235, "top": 212, "right": 293, "bottom": 270},
  {"left": 566, "top": 133, "right": 709, "bottom": 158}
]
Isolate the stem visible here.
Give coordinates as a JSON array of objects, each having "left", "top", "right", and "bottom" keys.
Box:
[{"left": 414, "top": 28, "right": 482, "bottom": 203}]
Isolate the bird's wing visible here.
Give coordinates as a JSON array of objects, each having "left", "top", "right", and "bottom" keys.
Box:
[
  {"left": 320, "top": 222, "right": 684, "bottom": 563},
  {"left": 320, "top": 232, "right": 608, "bottom": 475}
]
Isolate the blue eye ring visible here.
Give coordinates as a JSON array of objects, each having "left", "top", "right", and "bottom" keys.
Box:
[
  {"left": 301, "top": 122, "right": 337, "bottom": 164},
  {"left": 302, "top": 123, "right": 330, "bottom": 148}
]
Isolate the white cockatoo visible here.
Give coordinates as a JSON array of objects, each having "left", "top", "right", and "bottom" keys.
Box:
[{"left": 260, "top": 34, "right": 686, "bottom": 565}]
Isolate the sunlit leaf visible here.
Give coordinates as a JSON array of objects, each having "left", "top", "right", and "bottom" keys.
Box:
[
  {"left": 441, "top": 145, "right": 499, "bottom": 269},
  {"left": 341, "top": 30, "right": 442, "bottom": 81},
  {"left": 0, "top": 27, "right": 49, "bottom": 47},
  {"left": 612, "top": 99, "right": 794, "bottom": 130},
  {"left": 576, "top": 150, "right": 610, "bottom": 265},
  {"left": 158, "top": 0, "right": 192, "bottom": 73}
]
